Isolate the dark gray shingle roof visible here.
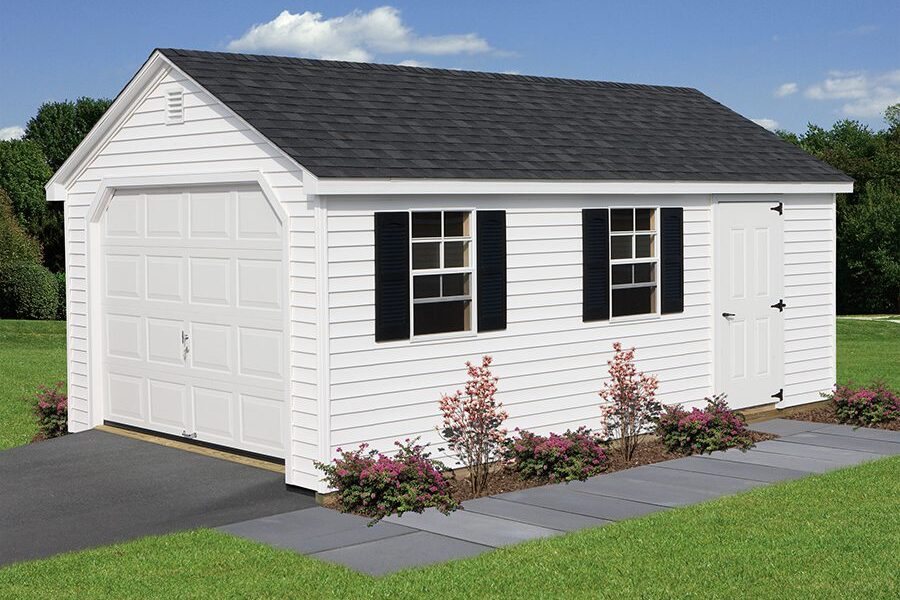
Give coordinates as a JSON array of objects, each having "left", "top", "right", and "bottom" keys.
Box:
[{"left": 159, "top": 49, "right": 850, "bottom": 182}]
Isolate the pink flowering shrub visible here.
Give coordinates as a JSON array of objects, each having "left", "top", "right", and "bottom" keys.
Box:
[
  {"left": 315, "top": 438, "right": 458, "bottom": 525},
  {"left": 32, "top": 382, "right": 67, "bottom": 440},
  {"left": 504, "top": 427, "right": 608, "bottom": 482},
  {"left": 656, "top": 394, "right": 753, "bottom": 455},
  {"left": 438, "top": 356, "right": 508, "bottom": 495},
  {"left": 827, "top": 382, "right": 900, "bottom": 426},
  {"left": 598, "top": 343, "right": 661, "bottom": 461}
]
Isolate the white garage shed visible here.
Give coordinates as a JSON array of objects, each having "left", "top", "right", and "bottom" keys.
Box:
[{"left": 48, "top": 49, "right": 852, "bottom": 492}]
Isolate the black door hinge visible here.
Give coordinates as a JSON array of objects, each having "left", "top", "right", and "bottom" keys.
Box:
[
  {"left": 771, "top": 388, "right": 784, "bottom": 402},
  {"left": 770, "top": 201, "right": 783, "bottom": 215},
  {"left": 770, "top": 299, "right": 786, "bottom": 312}
]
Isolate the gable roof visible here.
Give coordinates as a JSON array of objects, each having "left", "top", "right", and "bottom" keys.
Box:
[{"left": 158, "top": 49, "right": 847, "bottom": 183}]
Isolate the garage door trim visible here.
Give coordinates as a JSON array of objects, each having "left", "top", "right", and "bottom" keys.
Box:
[{"left": 85, "top": 172, "right": 292, "bottom": 465}]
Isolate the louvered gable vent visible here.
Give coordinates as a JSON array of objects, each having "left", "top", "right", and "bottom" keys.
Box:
[{"left": 165, "top": 89, "right": 184, "bottom": 125}]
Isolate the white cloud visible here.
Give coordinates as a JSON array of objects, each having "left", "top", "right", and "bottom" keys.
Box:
[
  {"left": 774, "top": 82, "right": 798, "bottom": 97},
  {"left": 0, "top": 126, "right": 25, "bottom": 140},
  {"left": 228, "top": 7, "right": 494, "bottom": 63},
  {"left": 805, "top": 69, "right": 900, "bottom": 118},
  {"left": 396, "top": 59, "right": 430, "bottom": 68},
  {"left": 751, "top": 118, "right": 779, "bottom": 131}
]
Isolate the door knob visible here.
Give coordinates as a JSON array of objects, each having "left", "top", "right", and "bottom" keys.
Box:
[{"left": 722, "top": 312, "right": 735, "bottom": 318}]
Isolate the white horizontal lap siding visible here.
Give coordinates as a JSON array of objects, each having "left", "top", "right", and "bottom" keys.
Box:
[
  {"left": 64, "top": 67, "right": 320, "bottom": 488},
  {"left": 325, "top": 195, "right": 713, "bottom": 462},
  {"left": 781, "top": 194, "right": 837, "bottom": 406}
]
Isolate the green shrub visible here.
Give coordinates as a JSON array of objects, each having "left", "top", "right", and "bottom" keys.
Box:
[
  {"left": 315, "top": 438, "right": 458, "bottom": 525},
  {"left": 32, "top": 382, "right": 68, "bottom": 441},
  {"left": 826, "top": 383, "right": 900, "bottom": 426},
  {"left": 0, "top": 261, "right": 59, "bottom": 319},
  {"left": 54, "top": 272, "right": 66, "bottom": 319},
  {"left": 504, "top": 427, "right": 608, "bottom": 483},
  {"left": 656, "top": 395, "right": 754, "bottom": 455},
  {"left": 0, "top": 188, "right": 42, "bottom": 266}
]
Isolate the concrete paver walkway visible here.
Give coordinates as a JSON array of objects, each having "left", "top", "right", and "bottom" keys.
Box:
[{"left": 219, "top": 419, "right": 900, "bottom": 575}]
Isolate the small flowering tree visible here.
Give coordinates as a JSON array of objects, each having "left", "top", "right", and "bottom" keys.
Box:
[
  {"left": 598, "top": 342, "right": 660, "bottom": 461},
  {"left": 438, "top": 355, "right": 508, "bottom": 495}
]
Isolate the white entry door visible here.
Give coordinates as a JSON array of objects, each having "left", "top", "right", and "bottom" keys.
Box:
[
  {"left": 714, "top": 201, "right": 784, "bottom": 409},
  {"left": 100, "top": 185, "right": 287, "bottom": 457}
]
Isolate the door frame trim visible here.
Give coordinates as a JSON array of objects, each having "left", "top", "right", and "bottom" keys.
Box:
[
  {"left": 86, "top": 171, "right": 292, "bottom": 470},
  {"left": 711, "top": 195, "right": 785, "bottom": 407}
]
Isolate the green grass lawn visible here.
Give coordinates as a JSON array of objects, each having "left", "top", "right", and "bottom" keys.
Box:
[
  {"left": 836, "top": 318, "right": 900, "bottom": 388},
  {"left": 0, "top": 320, "right": 67, "bottom": 450},
  {"left": 0, "top": 317, "right": 898, "bottom": 598},
  {"left": 1, "top": 456, "right": 897, "bottom": 599}
]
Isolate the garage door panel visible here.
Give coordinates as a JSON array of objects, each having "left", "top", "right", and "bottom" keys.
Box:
[
  {"left": 146, "top": 317, "right": 185, "bottom": 365},
  {"left": 146, "top": 255, "right": 185, "bottom": 302},
  {"left": 105, "top": 192, "right": 143, "bottom": 238},
  {"left": 193, "top": 386, "right": 235, "bottom": 441},
  {"left": 190, "top": 257, "right": 231, "bottom": 306},
  {"left": 107, "top": 373, "right": 145, "bottom": 421},
  {"left": 190, "top": 322, "right": 232, "bottom": 372},
  {"left": 106, "top": 314, "right": 143, "bottom": 360},
  {"left": 189, "top": 190, "right": 233, "bottom": 239},
  {"left": 238, "top": 326, "right": 284, "bottom": 380},
  {"left": 146, "top": 192, "right": 184, "bottom": 238},
  {"left": 148, "top": 378, "right": 189, "bottom": 431},
  {"left": 240, "top": 392, "right": 285, "bottom": 453},
  {"left": 105, "top": 254, "right": 143, "bottom": 299},
  {"left": 238, "top": 189, "right": 280, "bottom": 239},
  {"left": 237, "top": 258, "right": 282, "bottom": 310}
]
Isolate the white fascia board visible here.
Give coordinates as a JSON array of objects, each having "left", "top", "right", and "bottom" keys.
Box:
[
  {"left": 314, "top": 178, "right": 853, "bottom": 196},
  {"left": 46, "top": 50, "right": 317, "bottom": 200}
]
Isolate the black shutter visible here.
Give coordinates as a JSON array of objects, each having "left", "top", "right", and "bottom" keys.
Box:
[
  {"left": 660, "top": 207, "right": 684, "bottom": 314},
  {"left": 477, "top": 210, "right": 507, "bottom": 332},
  {"left": 582, "top": 209, "right": 610, "bottom": 321},
  {"left": 374, "top": 212, "right": 410, "bottom": 341}
]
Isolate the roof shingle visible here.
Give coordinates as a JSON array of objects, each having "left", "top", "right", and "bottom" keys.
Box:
[{"left": 159, "top": 49, "right": 850, "bottom": 182}]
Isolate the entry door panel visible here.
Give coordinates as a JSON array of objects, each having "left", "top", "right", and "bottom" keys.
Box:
[
  {"left": 715, "top": 201, "right": 784, "bottom": 408},
  {"left": 101, "top": 187, "right": 286, "bottom": 457}
]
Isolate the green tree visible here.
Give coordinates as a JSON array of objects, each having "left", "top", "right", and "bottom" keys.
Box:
[
  {"left": 24, "top": 97, "right": 112, "bottom": 171},
  {"left": 778, "top": 104, "right": 900, "bottom": 313},
  {"left": 838, "top": 182, "right": 900, "bottom": 313},
  {"left": 0, "top": 189, "right": 42, "bottom": 266},
  {"left": 0, "top": 139, "right": 52, "bottom": 238}
]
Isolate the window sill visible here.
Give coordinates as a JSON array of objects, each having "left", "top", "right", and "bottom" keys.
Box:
[
  {"left": 609, "top": 313, "right": 662, "bottom": 325},
  {"left": 410, "top": 329, "right": 478, "bottom": 344}
]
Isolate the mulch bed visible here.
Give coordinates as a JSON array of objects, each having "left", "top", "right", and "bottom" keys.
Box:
[
  {"left": 446, "top": 431, "right": 777, "bottom": 504},
  {"left": 321, "top": 431, "right": 778, "bottom": 512},
  {"left": 788, "top": 403, "right": 900, "bottom": 431}
]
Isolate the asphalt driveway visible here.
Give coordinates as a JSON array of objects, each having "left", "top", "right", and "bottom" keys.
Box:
[{"left": 0, "top": 430, "right": 315, "bottom": 566}]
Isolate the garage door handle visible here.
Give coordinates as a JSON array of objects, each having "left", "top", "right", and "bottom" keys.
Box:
[
  {"left": 722, "top": 312, "right": 735, "bottom": 318},
  {"left": 181, "top": 431, "right": 197, "bottom": 439},
  {"left": 181, "top": 331, "right": 190, "bottom": 344}
]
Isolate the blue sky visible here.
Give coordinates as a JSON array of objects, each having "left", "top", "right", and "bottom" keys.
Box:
[{"left": 2, "top": 0, "right": 898, "bottom": 139}]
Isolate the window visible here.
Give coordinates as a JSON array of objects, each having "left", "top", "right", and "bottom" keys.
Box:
[
  {"left": 610, "top": 208, "right": 658, "bottom": 317},
  {"left": 411, "top": 211, "right": 473, "bottom": 336}
]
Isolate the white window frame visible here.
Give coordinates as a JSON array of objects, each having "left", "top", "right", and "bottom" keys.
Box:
[
  {"left": 609, "top": 206, "right": 661, "bottom": 321},
  {"left": 408, "top": 208, "right": 478, "bottom": 341}
]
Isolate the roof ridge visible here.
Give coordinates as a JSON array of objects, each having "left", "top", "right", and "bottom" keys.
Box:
[{"left": 156, "top": 48, "right": 700, "bottom": 94}]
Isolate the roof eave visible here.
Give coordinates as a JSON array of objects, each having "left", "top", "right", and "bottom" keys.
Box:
[{"left": 312, "top": 178, "right": 854, "bottom": 196}]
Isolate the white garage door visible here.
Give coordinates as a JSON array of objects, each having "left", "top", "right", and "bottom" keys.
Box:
[{"left": 100, "top": 185, "right": 287, "bottom": 458}]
